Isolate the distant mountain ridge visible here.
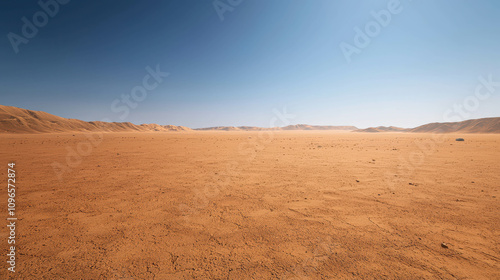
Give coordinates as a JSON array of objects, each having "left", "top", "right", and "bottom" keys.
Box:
[
  {"left": 407, "top": 118, "right": 500, "bottom": 133},
  {"left": 1, "top": 105, "right": 499, "bottom": 134},
  {"left": 195, "top": 124, "right": 358, "bottom": 131},
  {"left": 281, "top": 124, "right": 358, "bottom": 131},
  {"left": 354, "top": 126, "right": 408, "bottom": 133},
  {"left": 354, "top": 118, "right": 500, "bottom": 134},
  {"left": 0, "top": 105, "right": 190, "bottom": 133}
]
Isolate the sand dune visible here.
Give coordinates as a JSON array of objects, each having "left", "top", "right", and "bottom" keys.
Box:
[
  {"left": 2, "top": 104, "right": 500, "bottom": 134},
  {"left": 195, "top": 126, "right": 246, "bottom": 131},
  {"left": 195, "top": 124, "right": 358, "bottom": 131},
  {"left": 281, "top": 124, "right": 357, "bottom": 131},
  {"left": 0, "top": 105, "right": 190, "bottom": 133},
  {"left": 356, "top": 118, "right": 500, "bottom": 134},
  {"left": 1, "top": 105, "right": 356, "bottom": 133},
  {"left": 355, "top": 126, "right": 408, "bottom": 133},
  {"left": 1, "top": 104, "right": 499, "bottom": 278},
  {"left": 408, "top": 117, "right": 500, "bottom": 133}
]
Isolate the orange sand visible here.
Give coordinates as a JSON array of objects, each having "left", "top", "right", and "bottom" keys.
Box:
[{"left": 0, "top": 131, "right": 499, "bottom": 279}]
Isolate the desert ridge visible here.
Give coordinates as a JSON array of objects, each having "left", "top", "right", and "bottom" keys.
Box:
[
  {"left": 194, "top": 124, "right": 358, "bottom": 131},
  {"left": 407, "top": 117, "right": 500, "bottom": 133},
  {"left": 354, "top": 118, "right": 500, "bottom": 133},
  {"left": 0, "top": 105, "right": 191, "bottom": 133},
  {"left": 0, "top": 105, "right": 358, "bottom": 133},
  {"left": 354, "top": 126, "right": 408, "bottom": 133},
  {"left": 1, "top": 104, "right": 500, "bottom": 134}
]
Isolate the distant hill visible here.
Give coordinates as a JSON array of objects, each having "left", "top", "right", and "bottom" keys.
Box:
[
  {"left": 196, "top": 124, "right": 357, "bottom": 131},
  {"left": 408, "top": 118, "right": 500, "bottom": 133},
  {"left": 2, "top": 104, "right": 499, "bottom": 134},
  {"left": 354, "top": 126, "right": 408, "bottom": 133},
  {"left": 355, "top": 118, "right": 500, "bottom": 134},
  {"left": 0, "top": 105, "right": 190, "bottom": 133},
  {"left": 195, "top": 126, "right": 246, "bottom": 131},
  {"left": 281, "top": 124, "right": 357, "bottom": 131}
]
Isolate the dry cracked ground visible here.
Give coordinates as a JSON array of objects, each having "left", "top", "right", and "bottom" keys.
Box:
[{"left": 0, "top": 131, "right": 499, "bottom": 279}]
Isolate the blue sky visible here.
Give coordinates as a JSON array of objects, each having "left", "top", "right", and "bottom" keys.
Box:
[{"left": 1, "top": 0, "right": 499, "bottom": 128}]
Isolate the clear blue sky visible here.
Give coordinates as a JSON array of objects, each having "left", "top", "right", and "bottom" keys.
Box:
[{"left": 1, "top": 0, "right": 499, "bottom": 128}]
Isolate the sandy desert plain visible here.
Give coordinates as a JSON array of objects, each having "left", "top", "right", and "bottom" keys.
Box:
[{"left": 0, "top": 128, "right": 499, "bottom": 279}]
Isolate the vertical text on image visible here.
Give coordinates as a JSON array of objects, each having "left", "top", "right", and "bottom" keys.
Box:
[{"left": 7, "top": 162, "right": 17, "bottom": 273}]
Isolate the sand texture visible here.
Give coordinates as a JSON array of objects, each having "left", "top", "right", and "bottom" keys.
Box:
[{"left": 0, "top": 131, "right": 498, "bottom": 279}]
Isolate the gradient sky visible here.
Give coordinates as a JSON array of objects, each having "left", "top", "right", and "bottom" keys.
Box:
[{"left": 1, "top": 0, "right": 499, "bottom": 128}]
